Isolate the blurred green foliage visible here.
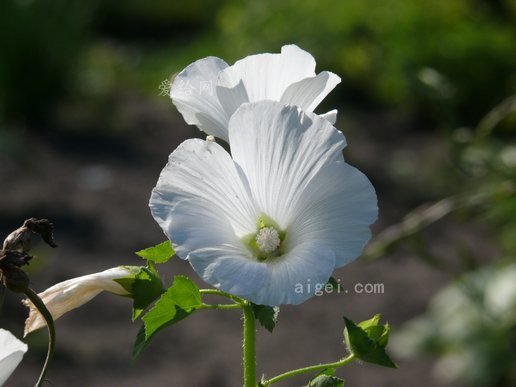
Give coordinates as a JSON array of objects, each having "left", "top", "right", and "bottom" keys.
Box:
[
  {"left": 384, "top": 97, "right": 516, "bottom": 386},
  {"left": 394, "top": 263, "right": 516, "bottom": 386},
  {"left": 216, "top": 0, "right": 516, "bottom": 125},
  {"left": 0, "top": 0, "right": 96, "bottom": 123},
  {"left": 1, "top": 0, "right": 514, "bottom": 128}
]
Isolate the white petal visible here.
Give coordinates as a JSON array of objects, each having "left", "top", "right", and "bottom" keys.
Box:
[
  {"left": 320, "top": 109, "right": 338, "bottom": 125},
  {"left": 216, "top": 44, "right": 317, "bottom": 105},
  {"left": 189, "top": 247, "right": 267, "bottom": 296},
  {"left": 150, "top": 138, "right": 257, "bottom": 243},
  {"left": 24, "top": 267, "right": 130, "bottom": 335},
  {"left": 288, "top": 162, "right": 378, "bottom": 267},
  {"left": 229, "top": 101, "right": 346, "bottom": 228},
  {"left": 248, "top": 243, "right": 336, "bottom": 306},
  {"left": 170, "top": 57, "right": 230, "bottom": 140},
  {"left": 280, "top": 71, "right": 341, "bottom": 112},
  {"left": 0, "top": 329, "right": 27, "bottom": 386}
]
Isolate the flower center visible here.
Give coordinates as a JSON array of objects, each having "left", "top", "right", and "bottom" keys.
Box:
[
  {"left": 255, "top": 227, "right": 281, "bottom": 254},
  {"left": 242, "top": 214, "right": 286, "bottom": 262}
]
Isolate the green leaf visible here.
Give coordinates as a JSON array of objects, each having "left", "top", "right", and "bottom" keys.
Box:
[
  {"left": 132, "top": 276, "right": 202, "bottom": 360},
  {"left": 357, "top": 314, "right": 381, "bottom": 330},
  {"left": 114, "top": 266, "right": 165, "bottom": 320},
  {"left": 343, "top": 317, "right": 397, "bottom": 368},
  {"left": 308, "top": 374, "right": 345, "bottom": 387},
  {"left": 252, "top": 304, "right": 280, "bottom": 333},
  {"left": 327, "top": 277, "right": 344, "bottom": 292},
  {"left": 132, "top": 325, "right": 147, "bottom": 363},
  {"left": 135, "top": 241, "right": 175, "bottom": 263}
]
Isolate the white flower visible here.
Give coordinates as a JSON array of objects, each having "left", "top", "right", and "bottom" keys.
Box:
[
  {"left": 0, "top": 329, "right": 27, "bottom": 386},
  {"left": 170, "top": 44, "right": 341, "bottom": 142},
  {"left": 150, "top": 100, "right": 377, "bottom": 306},
  {"left": 24, "top": 267, "right": 131, "bottom": 335}
]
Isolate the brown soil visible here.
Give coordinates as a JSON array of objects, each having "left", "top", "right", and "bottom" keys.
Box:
[{"left": 0, "top": 94, "right": 489, "bottom": 387}]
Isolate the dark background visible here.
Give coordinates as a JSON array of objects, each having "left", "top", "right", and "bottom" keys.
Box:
[{"left": 1, "top": 1, "right": 515, "bottom": 386}]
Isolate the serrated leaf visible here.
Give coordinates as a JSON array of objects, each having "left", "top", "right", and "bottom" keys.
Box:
[
  {"left": 344, "top": 317, "right": 397, "bottom": 368},
  {"left": 114, "top": 266, "right": 165, "bottom": 320},
  {"left": 308, "top": 374, "right": 345, "bottom": 387},
  {"left": 132, "top": 276, "right": 202, "bottom": 360},
  {"left": 132, "top": 325, "right": 147, "bottom": 363},
  {"left": 252, "top": 304, "right": 279, "bottom": 333},
  {"left": 135, "top": 241, "right": 175, "bottom": 263},
  {"left": 167, "top": 276, "right": 202, "bottom": 309}
]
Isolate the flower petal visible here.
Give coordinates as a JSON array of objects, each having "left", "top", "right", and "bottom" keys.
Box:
[
  {"left": 189, "top": 247, "right": 267, "bottom": 296},
  {"left": 280, "top": 71, "right": 341, "bottom": 112},
  {"left": 229, "top": 100, "right": 347, "bottom": 228},
  {"left": 24, "top": 267, "right": 130, "bottom": 335},
  {"left": 216, "top": 44, "right": 317, "bottom": 105},
  {"left": 170, "top": 57, "right": 229, "bottom": 139},
  {"left": 0, "top": 329, "right": 27, "bottom": 386},
  {"left": 150, "top": 138, "right": 257, "bottom": 243},
  {"left": 149, "top": 139, "right": 268, "bottom": 295},
  {"left": 288, "top": 161, "right": 378, "bottom": 267},
  {"left": 249, "top": 243, "right": 336, "bottom": 306},
  {"left": 320, "top": 109, "right": 338, "bottom": 125}
]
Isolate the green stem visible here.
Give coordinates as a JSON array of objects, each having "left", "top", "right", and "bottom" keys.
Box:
[
  {"left": 262, "top": 354, "right": 356, "bottom": 386},
  {"left": 200, "top": 288, "right": 245, "bottom": 304},
  {"left": 198, "top": 303, "right": 242, "bottom": 310},
  {"left": 24, "top": 287, "right": 56, "bottom": 387},
  {"left": 243, "top": 302, "right": 257, "bottom": 387}
]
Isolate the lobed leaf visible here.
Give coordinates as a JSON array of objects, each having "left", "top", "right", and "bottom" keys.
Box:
[
  {"left": 132, "top": 276, "right": 202, "bottom": 361},
  {"left": 135, "top": 241, "right": 175, "bottom": 263}
]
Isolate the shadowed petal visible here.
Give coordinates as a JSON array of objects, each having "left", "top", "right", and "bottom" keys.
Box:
[
  {"left": 250, "top": 243, "right": 336, "bottom": 306},
  {"left": 280, "top": 71, "right": 341, "bottom": 112},
  {"left": 189, "top": 247, "right": 267, "bottom": 296},
  {"left": 0, "top": 329, "right": 27, "bottom": 386},
  {"left": 150, "top": 138, "right": 257, "bottom": 242},
  {"left": 320, "top": 109, "right": 338, "bottom": 124},
  {"left": 170, "top": 57, "right": 229, "bottom": 139},
  {"left": 288, "top": 162, "right": 378, "bottom": 267}
]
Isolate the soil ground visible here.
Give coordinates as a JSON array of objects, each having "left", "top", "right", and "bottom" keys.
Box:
[{"left": 0, "top": 94, "right": 490, "bottom": 386}]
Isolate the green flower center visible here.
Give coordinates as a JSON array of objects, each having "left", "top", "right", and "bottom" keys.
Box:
[{"left": 243, "top": 214, "right": 286, "bottom": 262}]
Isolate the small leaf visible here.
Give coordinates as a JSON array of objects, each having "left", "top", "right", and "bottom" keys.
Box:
[
  {"left": 344, "top": 317, "right": 397, "bottom": 369},
  {"left": 114, "top": 266, "right": 165, "bottom": 320},
  {"left": 308, "top": 374, "right": 345, "bottom": 387},
  {"left": 357, "top": 314, "right": 381, "bottom": 330},
  {"left": 135, "top": 241, "right": 175, "bottom": 263},
  {"left": 252, "top": 303, "right": 280, "bottom": 333},
  {"left": 132, "top": 325, "right": 147, "bottom": 363},
  {"left": 132, "top": 276, "right": 202, "bottom": 360},
  {"left": 327, "top": 277, "right": 344, "bottom": 292}
]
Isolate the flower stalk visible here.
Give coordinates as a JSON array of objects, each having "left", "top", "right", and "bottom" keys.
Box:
[
  {"left": 24, "top": 287, "right": 56, "bottom": 387},
  {"left": 261, "top": 354, "right": 356, "bottom": 386},
  {"left": 243, "top": 302, "right": 257, "bottom": 387}
]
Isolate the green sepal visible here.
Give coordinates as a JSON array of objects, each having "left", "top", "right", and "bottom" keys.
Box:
[
  {"left": 343, "top": 316, "right": 397, "bottom": 368},
  {"left": 114, "top": 265, "right": 164, "bottom": 320},
  {"left": 135, "top": 241, "right": 175, "bottom": 264},
  {"left": 252, "top": 303, "right": 280, "bottom": 333},
  {"left": 308, "top": 370, "right": 345, "bottom": 387},
  {"left": 132, "top": 275, "right": 202, "bottom": 361}
]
